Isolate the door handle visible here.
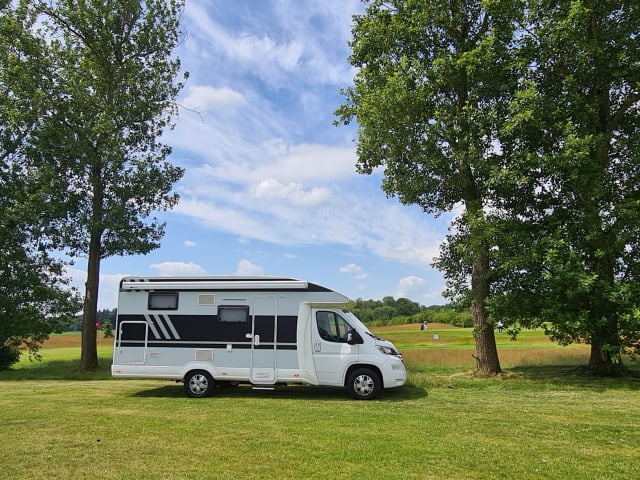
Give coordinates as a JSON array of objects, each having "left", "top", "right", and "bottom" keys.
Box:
[{"left": 254, "top": 334, "right": 261, "bottom": 346}]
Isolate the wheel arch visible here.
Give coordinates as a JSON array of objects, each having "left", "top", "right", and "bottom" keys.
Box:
[
  {"left": 181, "top": 362, "right": 215, "bottom": 382},
  {"left": 343, "top": 363, "right": 383, "bottom": 389}
]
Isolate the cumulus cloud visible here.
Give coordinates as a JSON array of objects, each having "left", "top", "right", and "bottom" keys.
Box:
[
  {"left": 396, "top": 276, "right": 426, "bottom": 299},
  {"left": 182, "top": 85, "right": 246, "bottom": 112},
  {"left": 150, "top": 262, "right": 207, "bottom": 276},
  {"left": 236, "top": 259, "right": 264, "bottom": 275},
  {"left": 174, "top": 198, "right": 281, "bottom": 244},
  {"left": 182, "top": 143, "right": 356, "bottom": 188},
  {"left": 64, "top": 267, "right": 127, "bottom": 310},
  {"left": 340, "top": 263, "right": 368, "bottom": 280},
  {"left": 252, "top": 179, "right": 331, "bottom": 207}
]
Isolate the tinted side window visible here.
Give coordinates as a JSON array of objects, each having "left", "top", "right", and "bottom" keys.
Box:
[
  {"left": 148, "top": 292, "right": 178, "bottom": 310},
  {"left": 218, "top": 306, "right": 249, "bottom": 323},
  {"left": 316, "top": 311, "right": 351, "bottom": 343}
]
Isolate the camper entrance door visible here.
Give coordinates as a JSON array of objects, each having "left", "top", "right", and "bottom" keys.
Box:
[
  {"left": 115, "top": 320, "right": 148, "bottom": 364},
  {"left": 249, "top": 296, "right": 278, "bottom": 385}
]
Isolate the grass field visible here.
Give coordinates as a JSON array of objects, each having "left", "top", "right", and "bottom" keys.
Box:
[{"left": 1, "top": 324, "right": 639, "bottom": 479}]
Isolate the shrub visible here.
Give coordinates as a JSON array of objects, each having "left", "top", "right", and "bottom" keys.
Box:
[{"left": 0, "top": 344, "right": 21, "bottom": 371}]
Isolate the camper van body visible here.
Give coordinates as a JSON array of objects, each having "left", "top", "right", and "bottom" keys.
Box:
[{"left": 111, "top": 276, "right": 406, "bottom": 399}]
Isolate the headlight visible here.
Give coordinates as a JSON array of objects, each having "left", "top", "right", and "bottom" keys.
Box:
[{"left": 376, "top": 345, "right": 399, "bottom": 356}]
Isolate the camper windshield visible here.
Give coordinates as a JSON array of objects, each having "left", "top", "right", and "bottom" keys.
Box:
[{"left": 343, "top": 311, "right": 381, "bottom": 340}]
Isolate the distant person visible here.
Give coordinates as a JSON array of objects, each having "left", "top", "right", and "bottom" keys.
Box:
[{"left": 497, "top": 320, "right": 504, "bottom": 334}]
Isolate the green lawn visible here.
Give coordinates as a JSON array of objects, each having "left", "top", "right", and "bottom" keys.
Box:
[{"left": 1, "top": 328, "right": 639, "bottom": 479}]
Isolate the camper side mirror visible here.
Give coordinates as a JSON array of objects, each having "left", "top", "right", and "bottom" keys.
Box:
[{"left": 347, "top": 329, "right": 363, "bottom": 345}]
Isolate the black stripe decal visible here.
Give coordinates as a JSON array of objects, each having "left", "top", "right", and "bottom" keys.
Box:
[{"left": 118, "top": 341, "right": 297, "bottom": 350}]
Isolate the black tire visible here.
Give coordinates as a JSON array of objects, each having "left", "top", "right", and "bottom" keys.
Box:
[
  {"left": 184, "top": 370, "right": 215, "bottom": 398},
  {"left": 347, "top": 368, "right": 381, "bottom": 400}
]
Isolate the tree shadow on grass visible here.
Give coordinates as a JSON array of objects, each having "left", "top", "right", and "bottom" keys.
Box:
[
  {"left": 0, "top": 358, "right": 113, "bottom": 381},
  {"left": 504, "top": 364, "right": 640, "bottom": 391}
]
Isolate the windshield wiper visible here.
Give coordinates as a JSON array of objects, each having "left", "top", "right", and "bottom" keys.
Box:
[{"left": 366, "top": 331, "right": 383, "bottom": 341}]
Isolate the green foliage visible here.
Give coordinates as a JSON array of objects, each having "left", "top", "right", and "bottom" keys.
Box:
[
  {"left": 348, "top": 297, "right": 424, "bottom": 325},
  {"left": 338, "top": 0, "right": 640, "bottom": 375},
  {"left": 0, "top": 178, "right": 80, "bottom": 371},
  {"left": 2, "top": 0, "right": 187, "bottom": 370},
  {"left": 493, "top": 0, "right": 640, "bottom": 373},
  {"left": 428, "top": 305, "right": 474, "bottom": 328},
  {"left": 102, "top": 319, "right": 113, "bottom": 338},
  {"left": 29, "top": 0, "right": 187, "bottom": 259},
  {"left": 67, "top": 309, "right": 117, "bottom": 332},
  {"left": 347, "top": 297, "right": 473, "bottom": 327},
  {"left": 0, "top": 344, "right": 20, "bottom": 370},
  {"left": 337, "top": 0, "right": 523, "bottom": 374},
  {"left": 1, "top": 4, "right": 82, "bottom": 368}
]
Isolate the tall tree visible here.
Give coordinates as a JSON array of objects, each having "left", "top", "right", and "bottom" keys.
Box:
[
  {"left": 337, "top": 0, "right": 521, "bottom": 374},
  {"left": 27, "top": 0, "right": 186, "bottom": 370},
  {"left": 1, "top": 2, "right": 80, "bottom": 369},
  {"left": 495, "top": 0, "right": 640, "bottom": 374}
]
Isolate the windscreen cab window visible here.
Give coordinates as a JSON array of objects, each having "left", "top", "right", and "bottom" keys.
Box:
[
  {"left": 218, "top": 305, "right": 249, "bottom": 323},
  {"left": 316, "top": 311, "right": 352, "bottom": 343},
  {"left": 148, "top": 292, "right": 179, "bottom": 310}
]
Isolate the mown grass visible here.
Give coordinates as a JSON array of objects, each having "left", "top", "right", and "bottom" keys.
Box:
[{"left": 1, "top": 327, "right": 639, "bottom": 479}]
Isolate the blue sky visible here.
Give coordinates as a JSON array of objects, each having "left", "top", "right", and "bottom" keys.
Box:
[{"left": 68, "top": 0, "right": 454, "bottom": 309}]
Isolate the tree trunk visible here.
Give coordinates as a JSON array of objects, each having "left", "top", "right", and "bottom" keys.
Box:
[
  {"left": 466, "top": 199, "right": 501, "bottom": 376},
  {"left": 588, "top": 341, "right": 623, "bottom": 375},
  {"left": 588, "top": 309, "right": 623, "bottom": 376},
  {"left": 80, "top": 229, "right": 101, "bottom": 371},
  {"left": 471, "top": 240, "right": 502, "bottom": 376}
]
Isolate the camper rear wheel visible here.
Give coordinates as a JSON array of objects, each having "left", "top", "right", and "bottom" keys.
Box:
[
  {"left": 184, "top": 370, "right": 215, "bottom": 398},
  {"left": 347, "top": 368, "right": 381, "bottom": 400}
]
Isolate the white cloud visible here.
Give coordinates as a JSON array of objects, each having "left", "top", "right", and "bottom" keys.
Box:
[
  {"left": 182, "top": 143, "right": 356, "bottom": 188},
  {"left": 150, "top": 262, "right": 207, "bottom": 276},
  {"left": 252, "top": 179, "right": 331, "bottom": 207},
  {"left": 64, "top": 267, "right": 127, "bottom": 310},
  {"left": 182, "top": 85, "right": 246, "bottom": 112},
  {"left": 396, "top": 276, "right": 426, "bottom": 299},
  {"left": 184, "top": 240, "right": 197, "bottom": 248},
  {"left": 173, "top": 182, "right": 445, "bottom": 267},
  {"left": 340, "top": 263, "right": 368, "bottom": 280},
  {"left": 236, "top": 259, "right": 264, "bottom": 275},
  {"left": 183, "top": 0, "right": 359, "bottom": 87},
  {"left": 174, "top": 198, "right": 282, "bottom": 243}
]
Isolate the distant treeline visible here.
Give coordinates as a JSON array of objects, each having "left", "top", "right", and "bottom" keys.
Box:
[
  {"left": 347, "top": 297, "right": 473, "bottom": 328},
  {"left": 65, "top": 302, "right": 473, "bottom": 331},
  {"left": 67, "top": 309, "right": 117, "bottom": 332}
]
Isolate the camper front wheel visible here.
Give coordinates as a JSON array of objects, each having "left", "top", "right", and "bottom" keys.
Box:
[
  {"left": 347, "top": 368, "right": 381, "bottom": 400},
  {"left": 184, "top": 370, "right": 215, "bottom": 398}
]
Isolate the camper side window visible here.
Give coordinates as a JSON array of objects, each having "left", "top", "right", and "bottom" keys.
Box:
[
  {"left": 218, "top": 306, "right": 249, "bottom": 323},
  {"left": 316, "top": 311, "right": 351, "bottom": 343},
  {"left": 148, "top": 292, "right": 179, "bottom": 310}
]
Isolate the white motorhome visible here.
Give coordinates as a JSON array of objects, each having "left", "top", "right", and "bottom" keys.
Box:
[{"left": 111, "top": 276, "right": 406, "bottom": 400}]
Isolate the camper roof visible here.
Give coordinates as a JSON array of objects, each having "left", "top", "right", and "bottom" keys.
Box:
[{"left": 120, "top": 276, "right": 312, "bottom": 291}]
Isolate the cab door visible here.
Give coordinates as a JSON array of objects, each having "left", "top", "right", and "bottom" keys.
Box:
[{"left": 311, "top": 310, "right": 358, "bottom": 386}]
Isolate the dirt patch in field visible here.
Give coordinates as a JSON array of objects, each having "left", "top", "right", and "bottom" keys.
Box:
[{"left": 42, "top": 335, "right": 114, "bottom": 348}]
